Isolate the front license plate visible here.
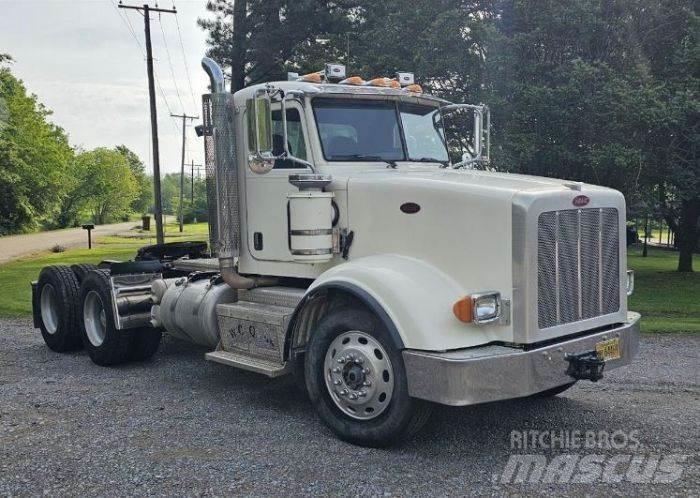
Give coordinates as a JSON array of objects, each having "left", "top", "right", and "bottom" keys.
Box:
[{"left": 595, "top": 338, "right": 621, "bottom": 361}]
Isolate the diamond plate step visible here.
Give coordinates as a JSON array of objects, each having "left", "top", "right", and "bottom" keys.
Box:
[
  {"left": 237, "top": 286, "right": 306, "bottom": 308},
  {"left": 205, "top": 350, "right": 291, "bottom": 377}
]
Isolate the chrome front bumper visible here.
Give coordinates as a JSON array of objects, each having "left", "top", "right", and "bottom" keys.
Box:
[{"left": 403, "top": 312, "right": 640, "bottom": 406}]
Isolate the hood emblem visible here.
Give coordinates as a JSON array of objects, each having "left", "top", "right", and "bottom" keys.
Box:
[
  {"left": 400, "top": 202, "right": 421, "bottom": 214},
  {"left": 573, "top": 195, "right": 590, "bottom": 207}
]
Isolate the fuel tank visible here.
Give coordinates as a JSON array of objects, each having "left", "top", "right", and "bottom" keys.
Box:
[{"left": 151, "top": 276, "right": 236, "bottom": 348}]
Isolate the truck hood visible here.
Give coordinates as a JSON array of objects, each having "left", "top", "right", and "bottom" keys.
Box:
[{"left": 344, "top": 166, "right": 612, "bottom": 199}]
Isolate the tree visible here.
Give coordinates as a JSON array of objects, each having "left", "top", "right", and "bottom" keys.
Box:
[
  {"left": 0, "top": 58, "right": 74, "bottom": 234},
  {"left": 61, "top": 148, "right": 139, "bottom": 225},
  {"left": 115, "top": 145, "right": 152, "bottom": 215},
  {"left": 182, "top": 175, "right": 210, "bottom": 223},
  {"left": 199, "top": 0, "right": 354, "bottom": 91},
  {"left": 639, "top": 6, "right": 699, "bottom": 271}
]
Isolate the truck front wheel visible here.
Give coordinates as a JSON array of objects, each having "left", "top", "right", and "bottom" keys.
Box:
[{"left": 305, "top": 306, "right": 432, "bottom": 447}]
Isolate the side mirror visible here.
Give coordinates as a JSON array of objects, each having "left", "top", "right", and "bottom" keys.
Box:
[
  {"left": 440, "top": 103, "right": 490, "bottom": 169},
  {"left": 247, "top": 94, "right": 274, "bottom": 174}
]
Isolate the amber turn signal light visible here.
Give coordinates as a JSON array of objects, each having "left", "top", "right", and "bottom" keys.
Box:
[
  {"left": 339, "top": 76, "right": 365, "bottom": 86},
  {"left": 405, "top": 84, "right": 423, "bottom": 94},
  {"left": 299, "top": 72, "right": 323, "bottom": 83},
  {"left": 452, "top": 297, "right": 473, "bottom": 323}
]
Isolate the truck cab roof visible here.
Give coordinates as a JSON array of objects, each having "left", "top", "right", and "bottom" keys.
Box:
[{"left": 233, "top": 80, "right": 449, "bottom": 107}]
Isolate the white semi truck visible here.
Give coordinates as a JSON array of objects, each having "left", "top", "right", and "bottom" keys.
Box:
[{"left": 32, "top": 59, "right": 639, "bottom": 446}]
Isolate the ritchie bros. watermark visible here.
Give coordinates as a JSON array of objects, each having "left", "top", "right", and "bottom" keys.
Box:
[{"left": 498, "top": 429, "right": 690, "bottom": 484}]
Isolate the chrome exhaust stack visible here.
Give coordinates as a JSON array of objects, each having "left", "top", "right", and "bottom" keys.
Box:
[{"left": 200, "top": 58, "right": 277, "bottom": 290}]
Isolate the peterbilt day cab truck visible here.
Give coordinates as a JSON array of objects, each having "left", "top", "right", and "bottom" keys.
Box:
[{"left": 32, "top": 59, "right": 639, "bottom": 446}]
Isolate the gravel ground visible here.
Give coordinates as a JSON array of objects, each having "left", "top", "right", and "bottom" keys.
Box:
[{"left": 1, "top": 318, "right": 698, "bottom": 497}]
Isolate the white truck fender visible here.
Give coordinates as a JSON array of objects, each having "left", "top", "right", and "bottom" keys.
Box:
[{"left": 297, "top": 254, "right": 507, "bottom": 351}]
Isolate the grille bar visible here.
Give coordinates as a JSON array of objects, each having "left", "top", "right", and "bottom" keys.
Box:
[{"left": 538, "top": 208, "right": 619, "bottom": 329}]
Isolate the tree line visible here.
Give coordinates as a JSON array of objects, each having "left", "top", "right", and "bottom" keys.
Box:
[
  {"left": 0, "top": 55, "right": 153, "bottom": 232},
  {"left": 200, "top": 0, "right": 698, "bottom": 271}
]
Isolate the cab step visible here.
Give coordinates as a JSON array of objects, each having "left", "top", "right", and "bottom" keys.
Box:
[
  {"left": 237, "top": 286, "right": 306, "bottom": 308},
  {"left": 205, "top": 350, "right": 291, "bottom": 377}
]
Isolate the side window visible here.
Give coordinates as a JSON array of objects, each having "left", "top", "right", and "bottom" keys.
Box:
[{"left": 272, "top": 108, "right": 307, "bottom": 169}]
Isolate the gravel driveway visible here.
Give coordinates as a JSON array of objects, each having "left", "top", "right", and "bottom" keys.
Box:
[{"left": 1, "top": 318, "right": 697, "bottom": 497}]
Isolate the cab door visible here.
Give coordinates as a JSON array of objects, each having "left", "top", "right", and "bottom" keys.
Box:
[{"left": 245, "top": 102, "right": 312, "bottom": 261}]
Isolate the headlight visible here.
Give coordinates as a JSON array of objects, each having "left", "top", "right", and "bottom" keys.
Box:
[
  {"left": 473, "top": 292, "right": 501, "bottom": 323},
  {"left": 626, "top": 270, "right": 634, "bottom": 296},
  {"left": 453, "top": 291, "right": 502, "bottom": 324}
]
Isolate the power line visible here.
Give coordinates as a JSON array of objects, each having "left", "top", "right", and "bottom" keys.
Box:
[
  {"left": 172, "top": 4, "right": 199, "bottom": 111},
  {"left": 109, "top": 0, "right": 144, "bottom": 55},
  {"left": 110, "top": 0, "right": 180, "bottom": 134},
  {"left": 158, "top": 14, "right": 186, "bottom": 114}
]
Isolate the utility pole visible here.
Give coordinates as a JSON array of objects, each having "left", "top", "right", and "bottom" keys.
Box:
[
  {"left": 171, "top": 113, "right": 198, "bottom": 232},
  {"left": 190, "top": 160, "right": 204, "bottom": 203},
  {"left": 190, "top": 160, "right": 204, "bottom": 223},
  {"left": 118, "top": 2, "right": 177, "bottom": 245}
]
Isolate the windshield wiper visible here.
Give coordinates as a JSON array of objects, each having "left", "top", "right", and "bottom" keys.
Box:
[
  {"left": 328, "top": 154, "right": 398, "bottom": 168},
  {"left": 411, "top": 157, "right": 450, "bottom": 167}
]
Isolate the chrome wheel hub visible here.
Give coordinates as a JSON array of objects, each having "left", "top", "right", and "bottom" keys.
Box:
[
  {"left": 324, "top": 331, "right": 394, "bottom": 420},
  {"left": 40, "top": 284, "right": 59, "bottom": 335},
  {"left": 83, "top": 290, "right": 107, "bottom": 347}
]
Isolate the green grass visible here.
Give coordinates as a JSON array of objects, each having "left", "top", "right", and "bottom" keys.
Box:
[
  {"left": 1, "top": 226, "right": 697, "bottom": 334},
  {"left": 0, "top": 222, "right": 209, "bottom": 317},
  {"left": 627, "top": 246, "right": 699, "bottom": 333}
]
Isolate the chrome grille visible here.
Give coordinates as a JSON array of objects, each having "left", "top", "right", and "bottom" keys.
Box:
[{"left": 537, "top": 208, "right": 619, "bottom": 329}]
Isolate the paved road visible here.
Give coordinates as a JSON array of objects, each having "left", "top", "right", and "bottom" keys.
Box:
[
  {"left": 0, "top": 319, "right": 697, "bottom": 497},
  {"left": 0, "top": 222, "right": 139, "bottom": 264}
]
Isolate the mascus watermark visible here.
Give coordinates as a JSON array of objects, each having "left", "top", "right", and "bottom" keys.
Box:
[
  {"left": 511, "top": 429, "right": 640, "bottom": 450},
  {"left": 498, "top": 430, "right": 689, "bottom": 484}
]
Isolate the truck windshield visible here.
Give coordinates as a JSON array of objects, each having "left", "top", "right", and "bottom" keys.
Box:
[{"left": 313, "top": 99, "right": 448, "bottom": 164}]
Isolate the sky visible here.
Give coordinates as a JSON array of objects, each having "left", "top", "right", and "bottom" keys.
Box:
[{"left": 0, "top": 0, "right": 214, "bottom": 175}]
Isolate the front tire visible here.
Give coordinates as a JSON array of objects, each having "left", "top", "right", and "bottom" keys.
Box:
[
  {"left": 305, "top": 306, "right": 432, "bottom": 447},
  {"left": 79, "top": 270, "right": 133, "bottom": 366},
  {"left": 36, "top": 265, "right": 83, "bottom": 352}
]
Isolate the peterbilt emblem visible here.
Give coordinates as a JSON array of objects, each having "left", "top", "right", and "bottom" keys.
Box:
[{"left": 573, "top": 195, "right": 590, "bottom": 207}]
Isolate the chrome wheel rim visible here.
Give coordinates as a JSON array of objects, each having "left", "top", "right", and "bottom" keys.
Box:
[
  {"left": 83, "top": 290, "right": 107, "bottom": 347},
  {"left": 324, "top": 331, "right": 394, "bottom": 420},
  {"left": 40, "top": 284, "right": 59, "bottom": 334}
]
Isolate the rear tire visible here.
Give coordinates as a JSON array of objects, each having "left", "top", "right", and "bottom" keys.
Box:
[
  {"left": 129, "top": 328, "right": 162, "bottom": 361},
  {"left": 36, "top": 265, "right": 83, "bottom": 352},
  {"left": 79, "top": 270, "right": 133, "bottom": 366},
  {"left": 305, "top": 306, "right": 433, "bottom": 447},
  {"left": 70, "top": 263, "right": 98, "bottom": 284}
]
